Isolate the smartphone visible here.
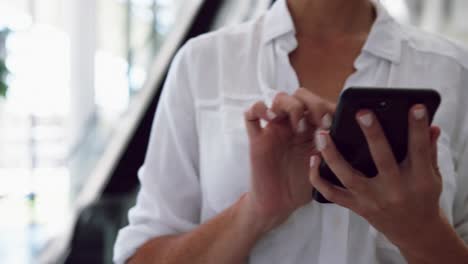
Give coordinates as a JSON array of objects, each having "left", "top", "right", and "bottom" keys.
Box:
[{"left": 313, "top": 87, "right": 441, "bottom": 204}]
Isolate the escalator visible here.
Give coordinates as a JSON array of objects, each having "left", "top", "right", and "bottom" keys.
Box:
[{"left": 40, "top": 1, "right": 272, "bottom": 263}]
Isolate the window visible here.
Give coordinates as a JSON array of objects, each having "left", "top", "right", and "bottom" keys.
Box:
[{"left": 0, "top": 1, "right": 196, "bottom": 263}]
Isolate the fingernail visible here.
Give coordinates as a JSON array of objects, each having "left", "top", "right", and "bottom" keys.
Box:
[
  {"left": 316, "top": 132, "right": 327, "bottom": 151},
  {"left": 413, "top": 107, "right": 426, "bottom": 120},
  {"left": 358, "top": 113, "right": 373, "bottom": 127},
  {"left": 321, "top": 113, "right": 332, "bottom": 129},
  {"left": 310, "top": 156, "right": 318, "bottom": 168},
  {"left": 266, "top": 109, "right": 277, "bottom": 121},
  {"left": 297, "top": 118, "right": 307, "bottom": 133}
]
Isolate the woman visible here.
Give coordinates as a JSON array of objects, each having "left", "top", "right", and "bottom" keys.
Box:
[{"left": 114, "top": 0, "right": 468, "bottom": 263}]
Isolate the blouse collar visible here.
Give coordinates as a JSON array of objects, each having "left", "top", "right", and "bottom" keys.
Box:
[{"left": 262, "top": 0, "right": 407, "bottom": 63}]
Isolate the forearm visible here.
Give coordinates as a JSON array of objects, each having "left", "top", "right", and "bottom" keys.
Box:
[
  {"left": 128, "top": 194, "right": 267, "bottom": 264},
  {"left": 399, "top": 215, "right": 468, "bottom": 264}
]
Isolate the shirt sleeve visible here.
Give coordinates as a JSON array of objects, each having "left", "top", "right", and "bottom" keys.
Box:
[
  {"left": 113, "top": 41, "right": 201, "bottom": 264},
  {"left": 453, "top": 68, "right": 468, "bottom": 244},
  {"left": 453, "top": 129, "right": 468, "bottom": 243}
]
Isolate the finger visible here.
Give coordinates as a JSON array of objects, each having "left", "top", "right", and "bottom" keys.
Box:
[
  {"left": 315, "top": 130, "right": 368, "bottom": 192},
  {"left": 244, "top": 101, "right": 270, "bottom": 138},
  {"left": 356, "top": 111, "right": 399, "bottom": 177},
  {"left": 430, "top": 126, "right": 441, "bottom": 172},
  {"left": 271, "top": 92, "right": 307, "bottom": 133},
  {"left": 309, "top": 155, "right": 355, "bottom": 208},
  {"left": 294, "top": 88, "right": 336, "bottom": 129},
  {"left": 408, "top": 104, "right": 432, "bottom": 171}
]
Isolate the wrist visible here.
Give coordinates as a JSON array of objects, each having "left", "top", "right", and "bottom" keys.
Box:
[
  {"left": 398, "top": 211, "right": 468, "bottom": 264},
  {"left": 237, "top": 193, "right": 284, "bottom": 236}
]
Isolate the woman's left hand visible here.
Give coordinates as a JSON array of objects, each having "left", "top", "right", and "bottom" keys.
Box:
[{"left": 309, "top": 104, "right": 447, "bottom": 258}]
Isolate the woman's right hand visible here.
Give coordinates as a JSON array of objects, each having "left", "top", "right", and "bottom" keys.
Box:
[{"left": 242, "top": 88, "right": 336, "bottom": 233}]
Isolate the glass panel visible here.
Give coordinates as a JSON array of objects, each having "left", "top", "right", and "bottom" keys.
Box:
[
  {"left": 95, "top": 0, "right": 186, "bottom": 119},
  {"left": 382, "top": 0, "right": 468, "bottom": 45},
  {"left": 0, "top": 0, "right": 190, "bottom": 263}
]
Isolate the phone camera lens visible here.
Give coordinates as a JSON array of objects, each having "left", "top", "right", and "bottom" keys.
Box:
[{"left": 378, "top": 101, "right": 388, "bottom": 111}]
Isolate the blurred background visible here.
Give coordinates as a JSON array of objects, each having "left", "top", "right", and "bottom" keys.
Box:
[{"left": 0, "top": 0, "right": 467, "bottom": 263}]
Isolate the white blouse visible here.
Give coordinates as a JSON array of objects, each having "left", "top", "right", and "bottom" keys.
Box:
[{"left": 114, "top": 0, "right": 468, "bottom": 263}]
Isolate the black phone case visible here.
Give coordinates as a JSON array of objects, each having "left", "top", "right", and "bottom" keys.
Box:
[{"left": 313, "top": 87, "right": 441, "bottom": 203}]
